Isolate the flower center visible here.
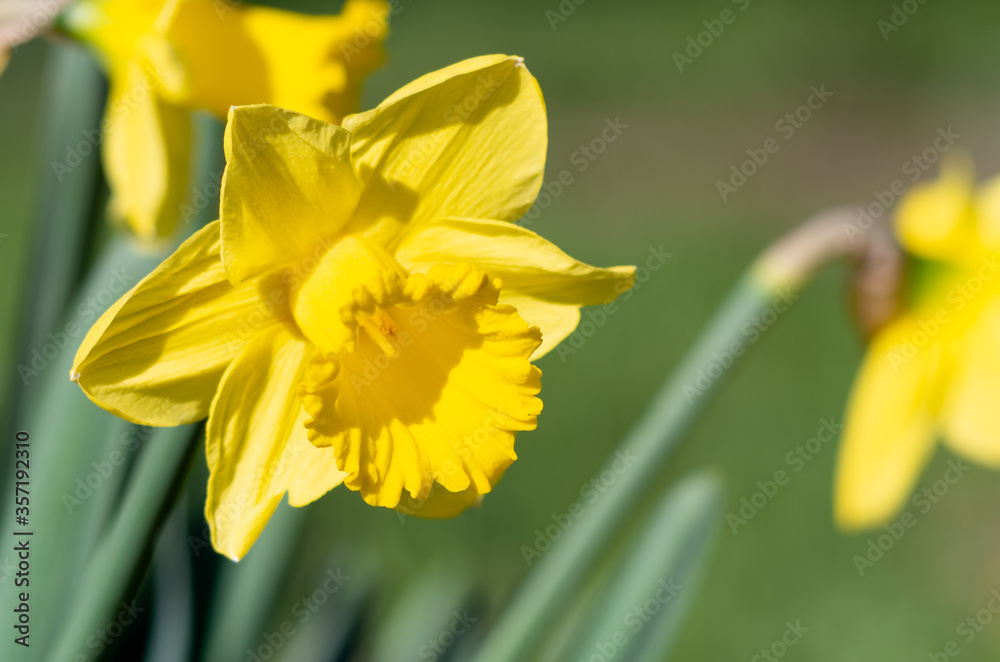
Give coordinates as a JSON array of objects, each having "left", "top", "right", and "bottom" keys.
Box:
[
  {"left": 358, "top": 310, "right": 400, "bottom": 358},
  {"left": 290, "top": 235, "right": 407, "bottom": 355},
  {"left": 296, "top": 262, "right": 544, "bottom": 510}
]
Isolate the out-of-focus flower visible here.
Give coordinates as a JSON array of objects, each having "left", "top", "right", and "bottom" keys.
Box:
[
  {"left": 836, "top": 154, "right": 1000, "bottom": 529},
  {"left": 70, "top": 55, "right": 637, "bottom": 560},
  {"left": 60, "top": 0, "right": 388, "bottom": 240},
  {"left": 0, "top": 0, "right": 75, "bottom": 70}
]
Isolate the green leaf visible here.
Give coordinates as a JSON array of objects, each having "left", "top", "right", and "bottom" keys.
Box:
[
  {"left": 0, "top": 237, "right": 167, "bottom": 662},
  {"left": 47, "top": 423, "right": 200, "bottom": 662},
  {"left": 200, "top": 501, "right": 307, "bottom": 662},
  {"left": 370, "top": 562, "right": 479, "bottom": 662},
  {"left": 564, "top": 471, "right": 724, "bottom": 662},
  {"left": 271, "top": 551, "right": 377, "bottom": 662},
  {"left": 471, "top": 277, "right": 775, "bottom": 662},
  {"left": 143, "top": 504, "right": 195, "bottom": 662},
  {"left": 0, "top": 41, "right": 104, "bottom": 430}
]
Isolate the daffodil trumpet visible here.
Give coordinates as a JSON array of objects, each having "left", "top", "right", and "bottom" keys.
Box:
[{"left": 71, "top": 55, "right": 637, "bottom": 560}]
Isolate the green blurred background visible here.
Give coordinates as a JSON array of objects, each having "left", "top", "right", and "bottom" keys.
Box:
[{"left": 4, "top": 0, "right": 1000, "bottom": 659}]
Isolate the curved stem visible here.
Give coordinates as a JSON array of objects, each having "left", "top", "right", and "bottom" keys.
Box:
[{"left": 472, "top": 207, "right": 867, "bottom": 662}]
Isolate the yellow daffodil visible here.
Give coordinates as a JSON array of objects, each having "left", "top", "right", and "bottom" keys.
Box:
[
  {"left": 835, "top": 155, "right": 1000, "bottom": 529},
  {"left": 70, "top": 55, "right": 636, "bottom": 560},
  {"left": 60, "top": 0, "right": 388, "bottom": 240}
]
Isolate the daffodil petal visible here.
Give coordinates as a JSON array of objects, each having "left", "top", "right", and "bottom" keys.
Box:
[
  {"left": 62, "top": 0, "right": 165, "bottom": 71},
  {"left": 941, "top": 298, "right": 1000, "bottom": 465},
  {"left": 975, "top": 174, "right": 1000, "bottom": 251},
  {"left": 395, "top": 218, "right": 635, "bottom": 357},
  {"left": 220, "top": 104, "right": 361, "bottom": 283},
  {"left": 493, "top": 296, "right": 582, "bottom": 360},
  {"left": 164, "top": 0, "right": 387, "bottom": 123},
  {"left": 834, "top": 316, "right": 946, "bottom": 530},
  {"left": 300, "top": 264, "right": 542, "bottom": 511},
  {"left": 341, "top": 55, "right": 547, "bottom": 247},
  {"left": 102, "top": 58, "right": 192, "bottom": 240},
  {"left": 206, "top": 324, "right": 347, "bottom": 561},
  {"left": 895, "top": 153, "right": 977, "bottom": 263},
  {"left": 397, "top": 482, "right": 484, "bottom": 519},
  {"left": 72, "top": 221, "right": 287, "bottom": 426}
]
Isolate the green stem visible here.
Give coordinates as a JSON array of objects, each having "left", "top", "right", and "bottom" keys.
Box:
[
  {"left": 144, "top": 503, "right": 195, "bottom": 662},
  {"left": 472, "top": 208, "right": 859, "bottom": 662},
  {"left": 564, "top": 471, "right": 723, "bottom": 662},
  {"left": 47, "top": 424, "right": 200, "bottom": 662},
  {"left": 473, "top": 276, "right": 773, "bottom": 662}
]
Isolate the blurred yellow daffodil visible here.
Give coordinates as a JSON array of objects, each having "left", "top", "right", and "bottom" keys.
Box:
[
  {"left": 60, "top": 0, "right": 388, "bottom": 240},
  {"left": 70, "top": 55, "right": 636, "bottom": 560},
  {"left": 836, "top": 154, "right": 1000, "bottom": 529}
]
